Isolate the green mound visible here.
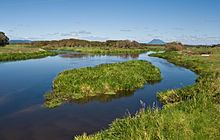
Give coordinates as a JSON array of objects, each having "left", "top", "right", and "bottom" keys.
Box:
[{"left": 45, "top": 60, "right": 162, "bottom": 108}]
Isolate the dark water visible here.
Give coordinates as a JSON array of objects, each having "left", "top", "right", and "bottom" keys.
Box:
[{"left": 0, "top": 52, "right": 197, "bottom": 140}]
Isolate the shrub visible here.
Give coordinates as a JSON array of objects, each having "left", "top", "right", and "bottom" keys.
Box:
[
  {"left": 0, "top": 32, "right": 9, "bottom": 46},
  {"left": 165, "top": 42, "right": 185, "bottom": 51}
]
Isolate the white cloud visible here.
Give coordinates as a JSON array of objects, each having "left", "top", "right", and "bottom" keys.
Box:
[
  {"left": 82, "top": 36, "right": 109, "bottom": 41},
  {"left": 172, "top": 34, "right": 220, "bottom": 45}
]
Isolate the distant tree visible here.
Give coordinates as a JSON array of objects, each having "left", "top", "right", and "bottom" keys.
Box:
[
  {"left": 106, "top": 40, "right": 141, "bottom": 48},
  {"left": 212, "top": 44, "right": 220, "bottom": 48},
  {"left": 0, "top": 32, "right": 9, "bottom": 46},
  {"left": 165, "top": 42, "right": 185, "bottom": 51}
]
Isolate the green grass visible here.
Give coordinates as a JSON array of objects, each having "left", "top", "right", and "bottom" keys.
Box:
[
  {"left": 77, "top": 94, "right": 219, "bottom": 140},
  {"left": 51, "top": 47, "right": 149, "bottom": 54},
  {"left": 44, "top": 60, "right": 162, "bottom": 108},
  {"left": 150, "top": 50, "right": 220, "bottom": 104},
  {"left": 76, "top": 47, "right": 220, "bottom": 140},
  {"left": 0, "top": 45, "right": 41, "bottom": 53},
  {"left": 0, "top": 45, "right": 58, "bottom": 61},
  {"left": 45, "top": 46, "right": 164, "bottom": 55}
]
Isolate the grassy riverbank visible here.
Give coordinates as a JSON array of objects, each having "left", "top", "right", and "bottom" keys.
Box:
[
  {"left": 76, "top": 47, "right": 220, "bottom": 140},
  {"left": 0, "top": 44, "right": 164, "bottom": 61},
  {"left": 0, "top": 45, "right": 58, "bottom": 61},
  {"left": 150, "top": 48, "right": 220, "bottom": 104},
  {"left": 44, "top": 60, "right": 162, "bottom": 108},
  {"left": 44, "top": 46, "right": 164, "bottom": 55},
  {"left": 53, "top": 47, "right": 148, "bottom": 54}
]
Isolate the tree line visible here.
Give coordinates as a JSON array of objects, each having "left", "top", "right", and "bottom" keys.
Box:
[{"left": 31, "top": 39, "right": 143, "bottom": 49}]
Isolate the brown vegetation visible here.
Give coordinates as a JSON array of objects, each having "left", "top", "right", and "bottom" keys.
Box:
[
  {"left": 31, "top": 38, "right": 143, "bottom": 49},
  {"left": 165, "top": 42, "right": 185, "bottom": 51}
]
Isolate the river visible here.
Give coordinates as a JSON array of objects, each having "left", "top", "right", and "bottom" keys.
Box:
[{"left": 0, "top": 52, "right": 197, "bottom": 140}]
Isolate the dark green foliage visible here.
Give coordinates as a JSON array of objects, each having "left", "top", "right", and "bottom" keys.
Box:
[
  {"left": 45, "top": 60, "right": 162, "bottom": 108},
  {"left": 0, "top": 32, "right": 9, "bottom": 46}
]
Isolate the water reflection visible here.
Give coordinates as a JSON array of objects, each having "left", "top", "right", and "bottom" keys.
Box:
[
  {"left": 69, "top": 90, "right": 135, "bottom": 104},
  {"left": 60, "top": 53, "right": 140, "bottom": 59},
  {"left": 60, "top": 53, "right": 88, "bottom": 58},
  {"left": 63, "top": 80, "right": 162, "bottom": 104}
]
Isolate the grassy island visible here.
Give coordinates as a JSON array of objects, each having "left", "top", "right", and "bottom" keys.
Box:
[
  {"left": 76, "top": 47, "right": 220, "bottom": 140},
  {"left": 44, "top": 60, "right": 162, "bottom": 108},
  {"left": 0, "top": 45, "right": 58, "bottom": 62}
]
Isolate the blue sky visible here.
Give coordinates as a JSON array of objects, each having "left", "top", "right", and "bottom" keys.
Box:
[{"left": 1, "top": 0, "right": 220, "bottom": 44}]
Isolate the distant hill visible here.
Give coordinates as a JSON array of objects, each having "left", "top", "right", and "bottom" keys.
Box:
[
  {"left": 10, "top": 40, "right": 32, "bottom": 44},
  {"left": 148, "top": 39, "right": 165, "bottom": 45}
]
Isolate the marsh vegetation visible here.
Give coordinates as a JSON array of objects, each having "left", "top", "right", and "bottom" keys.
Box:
[
  {"left": 76, "top": 46, "right": 220, "bottom": 140},
  {"left": 45, "top": 60, "right": 162, "bottom": 108},
  {"left": 0, "top": 45, "right": 58, "bottom": 61}
]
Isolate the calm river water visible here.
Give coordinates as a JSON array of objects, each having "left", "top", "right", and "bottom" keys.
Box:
[{"left": 0, "top": 52, "right": 197, "bottom": 140}]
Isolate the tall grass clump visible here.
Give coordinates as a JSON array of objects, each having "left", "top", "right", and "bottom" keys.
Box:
[{"left": 45, "top": 60, "right": 162, "bottom": 108}]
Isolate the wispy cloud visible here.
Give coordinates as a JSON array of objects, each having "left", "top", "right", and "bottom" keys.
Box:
[
  {"left": 82, "top": 36, "right": 109, "bottom": 41},
  {"left": 120, "top": 29, "right": 132, "bottom": 32},
  {"left": 60, "top": 33, "right": 72, "bottom": 36},
  {"left": 172, "top": 34, "right": 220, "bottom": 45},
  {"left": 7, "top": 29, "right": 14, "bottom": 32},
  {"left": 47, "top": 32, "right": 60, "bottom": 36},
  {"left": 77, "top": 30, "right": 92, "bottom": 35},
  {"left": 39, "top": 30, "right": 93, "bottom": 38},
  {"left": 9, "top": 30, "right": 108, "bottom": 41},
  {"left": 172, "top": 27, "right": 184, "bottom": 31},
  {"left": 58, "top": 30, "right": 92, "bottom": 37}
]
